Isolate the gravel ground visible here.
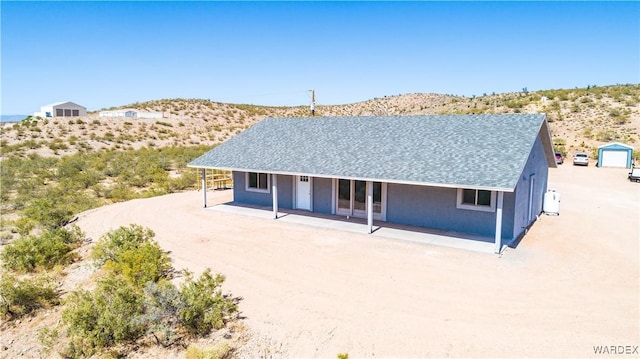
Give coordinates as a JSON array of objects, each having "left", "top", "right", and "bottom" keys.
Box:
[{"left": 3, "top": 163, "right": 637, "bottom": 358}]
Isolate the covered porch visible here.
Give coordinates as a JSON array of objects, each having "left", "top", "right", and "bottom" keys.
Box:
[
  {"left": 205, "top": 200, "right": 502, "bottom": 254},
  {"left": 198, "top": 169, "right": 507, "bottom": 254}
]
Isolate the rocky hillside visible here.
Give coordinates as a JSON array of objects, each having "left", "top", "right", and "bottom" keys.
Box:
[{"left": 1, "top": 84, "right": 638, "bottom": 158}]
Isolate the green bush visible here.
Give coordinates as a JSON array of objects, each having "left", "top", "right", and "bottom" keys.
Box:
[
  {"left": 0, "top": 274, "right": 60, "bottom": 320},
  {"left": 106, "top": 240, "right": 171, "bottom": 287},
  {"left": 62, "top": 277, "right": 145, "bottom": 357},
  {"left": 185, "top": 341, "right": 231, "bottom": 359},
  {"left": 179, "top": 269, "right": 237, "bottom": 336},
  {"left": 1, "top": 226, "right": 84, "bottom": 272},
  {"left": 91, "top": 225, "right": 171, "bottom": 287},
  {"left": 63, "top": 225, "right": 237, "bottom": 355},
  {"left": 23, "top": 198, "right": 74, "bottom": 230},
  {"left": 37, "top": 326, "right": 60, "bottom": 355},
  {"left": 139, "top": 281, "right": 184, "bottom": 346}
]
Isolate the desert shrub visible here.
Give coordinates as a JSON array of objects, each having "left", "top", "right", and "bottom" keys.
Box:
[
  {"left": 105, "top": 239, "right": 171, "bottom": 287},
  {"left": 179, "top": 269, "right": 237, "bottom": 336},
  {"left": 0, "top": 274, "right": 59, "bottom": 320},
  {"left": 63, "top": 277, "right": 145, "bottom": 357},
  {"left": 47, "top": 138, "right": 69, "bottom": 151},
  {"left": 23, "top": 197, "right": 74, "bottom": 230},
  {"left": 156, "top": 120, "right": 173, "bottom": 127},
  {"left": 609, "top": 108, "right": 631, "bottom": 125},
  {"left": 553, "top": 138, "right": 567, "bottom": 156},
  {"left": 13, "top": 217, "right": 34, "bottom": 236},
  {"left": 91, "top": 224, "right": 155, "bottom": 264},
  {"left": 139, "top": 281, "right": 184, "bottom": 346},
  {"left": 167, "top": 172, "right": 198, "bottom": 191},
  {"left": 141, "top": 270, "right": 238, "bottom": 340},
  {"left": 0, "top": 230, "right": 12, "bottom": 245},
  {"left": 185, "top": 341, "right": 231, "bottom": 359},
  {"left": 596, "top": 129, "right": 619, "bottom": 142},
  {"left": 91, "top": 225, "right": 171, "bottom": 287},
  {"left": 37, "top": 326, "right": 60, "bottom": 356},
  {"left": 63, "top": 225, "right": 237, "bottom": 355},
  {"left": 0, "top": 226, "right": 84, "bottom": 272},
  {"left": 105, "top": 184, "right": 137, "bottom": 202}
]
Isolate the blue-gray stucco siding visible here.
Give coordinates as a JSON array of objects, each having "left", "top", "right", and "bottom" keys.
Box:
[
  {"left": 232, "top": 139, "right": 548, "bottom": 243},
  {"left": 233, "top": 171, "right": 294, "bottom": 209},
  {"left": 511, "top": 135, "right": 549, "bottom": 240},
  {"left": 312, "top": 177, "right": 333, "bottom": 214},
  {"left": 386, "top": 184, "right": 515, "bottom": 239}
]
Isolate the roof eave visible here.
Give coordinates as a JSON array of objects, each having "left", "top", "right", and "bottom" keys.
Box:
[
  {"left": 540, "top": 116, "right": 557, "bottom": 168},
  {"left": 187, "top": 164, "right": 516, "bottom": 192}
]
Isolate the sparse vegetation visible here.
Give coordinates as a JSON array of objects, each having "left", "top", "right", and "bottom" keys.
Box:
[
  {"left": 60, "top": 225, "right": 238, "bottom": 357},
  {"left": 1, "top": 226, "right": 84, "bottom": 272},
  {"left": 0, "top": 274, "right": 60, "bottom": 320}
]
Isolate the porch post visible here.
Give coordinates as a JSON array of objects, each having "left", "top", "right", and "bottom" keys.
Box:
[
  {"left": 494, "top": 191, "right": 504, "bottom": 254},
  {"left": 367, "top": 181, "right": 373, "bottom": 234},
  {"left": 201, "top": 168, "right": 207, "bottom": 208},
  {"left": 272, "top": 174, "right": 278, "bottom": 219}
]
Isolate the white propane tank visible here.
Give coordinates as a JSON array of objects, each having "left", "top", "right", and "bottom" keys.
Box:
[{"left": 543, "top": 189, "right": 560, "bottom": 215}]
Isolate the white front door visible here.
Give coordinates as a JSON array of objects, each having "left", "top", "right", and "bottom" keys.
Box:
[{"left": 296, "top": 176, "right": 312, "bottom": 211}]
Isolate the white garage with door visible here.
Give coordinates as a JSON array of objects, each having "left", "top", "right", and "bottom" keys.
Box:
[
  {"left": 597, "top": 142, "right": 634, "bottom": 168},
  {"left": 34, "top": 101, "right": 87, "bottom": 118}
]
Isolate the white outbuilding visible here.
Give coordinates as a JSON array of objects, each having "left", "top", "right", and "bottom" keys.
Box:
[
  {"left": 136, "top": 111, "right": 163, "bottom": 119},
  {"left": 597, "top": 142, "right": 634, "bottom": 168},
  {"left": 98, "top": 109, "right": 163, "bottom": 119},
  {"left": 34, "top": 101, "right": 87, "bottom": 118},
  {"left": 99, "top": 109, "right": 137, "bottom": 118}
]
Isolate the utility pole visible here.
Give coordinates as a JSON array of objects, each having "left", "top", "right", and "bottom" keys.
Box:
[{"left": 310, "top": 89, "right": 316, "bottom": 116}]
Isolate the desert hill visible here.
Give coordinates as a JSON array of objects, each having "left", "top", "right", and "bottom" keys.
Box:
[{"left": 1, "top": 84, "right": 638, "bottom": 159}]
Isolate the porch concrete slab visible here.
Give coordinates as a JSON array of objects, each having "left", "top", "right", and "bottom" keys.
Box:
[
  {"left": 208, "top": 203, "right": 497, "bottom": 254},
  {"left": 372, "top": 226, "right": 496, "bottom": 253}
]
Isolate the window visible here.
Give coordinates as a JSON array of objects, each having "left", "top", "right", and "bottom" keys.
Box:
[
  {"left": 246, "top": 172, "right": 269, "bottom": 193},
  {"left": 456, "top": 188, "right": 496, "bottom": 212}
]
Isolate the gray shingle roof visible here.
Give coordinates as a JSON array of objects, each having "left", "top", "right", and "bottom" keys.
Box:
[{"left": 189, "top": 114, "right": 554, "bottom": 191}]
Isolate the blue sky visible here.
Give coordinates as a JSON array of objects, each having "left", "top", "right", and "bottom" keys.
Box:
[{"left": 1, "top": 1, "right": 639, "bottom": 115}]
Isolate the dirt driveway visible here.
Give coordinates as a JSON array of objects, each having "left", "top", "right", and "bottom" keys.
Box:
[{"left": 76, "top": 164, "right": 639, "bottom": 358}]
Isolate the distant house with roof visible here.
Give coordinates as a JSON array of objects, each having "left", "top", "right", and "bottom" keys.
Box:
[
  {"left": 34, "top": 101, "right": 86, "bottom": 118},
  {"left": 188, "top": 114, "right": 556, "bottom": 253},
  {"left": 99, "top": 109, "right": 137, "bottom": 118},
  {"left": 99, "top": 109, "right": 163, "bottom": 119}
]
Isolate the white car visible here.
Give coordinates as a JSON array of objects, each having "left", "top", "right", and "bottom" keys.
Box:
[{"left": 573, "top": 153, "right": 589, "bottom": 166}]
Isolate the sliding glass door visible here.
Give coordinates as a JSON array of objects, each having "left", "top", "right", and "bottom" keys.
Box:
[{"left": 336, "top": 179, "right": 385, "bottom": 220}]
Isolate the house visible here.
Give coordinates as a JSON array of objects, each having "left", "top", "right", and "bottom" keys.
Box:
[
  {"left": 596, "top": 142, "right": 634, "bottom": 168},
  {"left": 34, "top": 101, "right": 87, "bottom": 118},
  {"left": 188, "top": 114, "right": 556, "bottom": 253},
  {"left": 136, "top": 111, "right": 163, "bottom": 119},
  {"left": 99, "top": 109, "right": 164, "bottom": 119},
  {"left": 99, "top": 109, "right": 137, "bottom": 118}
]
